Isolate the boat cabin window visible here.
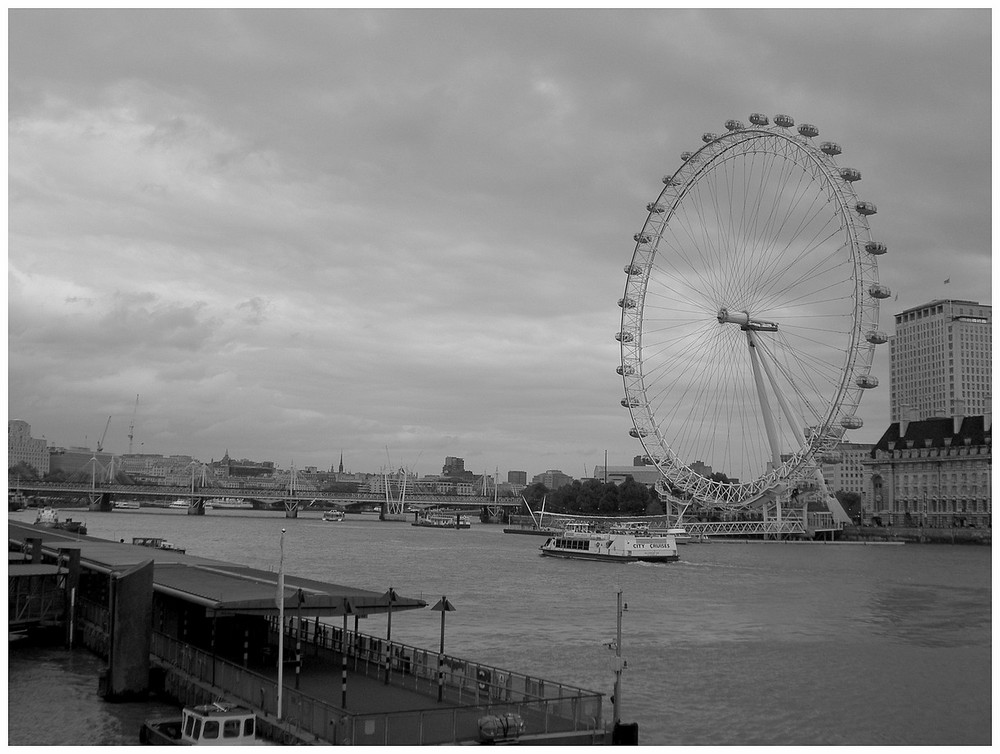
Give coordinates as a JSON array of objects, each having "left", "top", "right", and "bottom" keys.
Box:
[
  {"left": 244, "top": 718, "right": 255, "bottom": 737},
  {"left": 203, "top": 721, "right": 220, "bottom": 739},
  {"left": 191, "top": 719, "right": 202, "bottom": 740},
  {"left": 223, "top": 719, "right": 242, "bottom": 738},
  {"left": 184, "top": 716, "right": 195, "bottom": 738}
]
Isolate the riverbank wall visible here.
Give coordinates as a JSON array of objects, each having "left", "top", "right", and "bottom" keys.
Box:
[{"left": 839, "top": 524, "right": 990, "bottom": 545}]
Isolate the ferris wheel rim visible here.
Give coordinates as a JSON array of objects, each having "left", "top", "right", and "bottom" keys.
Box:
[{"left": 618, "top": 116, "right": 884, "bottom": 509}]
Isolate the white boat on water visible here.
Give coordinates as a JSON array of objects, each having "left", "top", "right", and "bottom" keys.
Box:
[
  {"left": 140, "top": 701, "right": 266, "bottom": 746},
  {"left": 208, "top": 498, "right": 253, "bottom": 509},
  {"left": 322, "top": 509, "right": 345, "bottom": 522},
  {"left": 667, "top": 527, "right": 694, "bottom": 544},
  {"left": 539, "top": 521, "right": 679, "bottom": 563},
  {"left": 412, "top": 511, "right": 471, "bottom": 529},
  {"left": 114, "top": 500, "right": 141, "bottom": 510},
  {"left": 169, "top": 499, "right": 190, "bottom": 509}
]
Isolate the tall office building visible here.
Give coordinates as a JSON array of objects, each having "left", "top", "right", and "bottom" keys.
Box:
[
  {"left": 8, "top": 420, "right": 50, "bottom": 475},
  {"left": 889, "top": 299, "right": 991, "bottom": 421}
]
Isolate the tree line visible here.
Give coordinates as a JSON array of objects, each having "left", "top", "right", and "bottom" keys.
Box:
[{"left": 520, "top": 476, "right": 663, "bottom": 517}]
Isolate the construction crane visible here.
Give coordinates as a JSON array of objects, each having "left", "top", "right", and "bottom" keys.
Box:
[
  {"left": 127, "top": 394, "right": 139, "bottom": 454},
  {"left": 96, "top": 416, "right": 111, "bottom": 452}
]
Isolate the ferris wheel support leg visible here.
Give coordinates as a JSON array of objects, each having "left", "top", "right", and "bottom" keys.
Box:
[{"left": 746, "top": 331, "right": 783, "bottom": 471}]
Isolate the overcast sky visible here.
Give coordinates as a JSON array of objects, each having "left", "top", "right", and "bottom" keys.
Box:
[{"left": 8, "top": 9, "right": 992, "bottom": 481}]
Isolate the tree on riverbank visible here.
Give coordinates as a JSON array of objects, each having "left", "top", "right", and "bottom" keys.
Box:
[{"left": 521, "top": 476, "right": 661, "bottom": 516}]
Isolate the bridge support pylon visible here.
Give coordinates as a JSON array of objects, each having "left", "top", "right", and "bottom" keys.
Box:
[
  {"left": 284, "top": 500, "right": 299, "bottom": 519},
  {"left": 88, "top": 492, "right": 113, "bottom": 513}
]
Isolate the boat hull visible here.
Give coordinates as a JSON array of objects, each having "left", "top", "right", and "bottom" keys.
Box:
[{"left": 539, "top": 549, "right": 679, "bottom": 563}]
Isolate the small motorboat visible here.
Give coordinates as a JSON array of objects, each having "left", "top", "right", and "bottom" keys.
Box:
[
  {"left": 322, "top": 509, "right": 345, "bottom": 522},
  {"left": 140, "top": 701, "right": 264, "bottom": 745}
]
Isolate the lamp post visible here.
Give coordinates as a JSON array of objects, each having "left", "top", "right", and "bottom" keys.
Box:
[
  {"left": 383, "top": 587, "right": 398, "bottom": 684},
  {"left": 431, "top": 596, "right": 456, "bottom": 702}
]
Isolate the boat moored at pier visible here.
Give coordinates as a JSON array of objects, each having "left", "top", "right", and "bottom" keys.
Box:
[
  {"left": 540, "top": 521, "right": 679, "bottom": 563},
  {"left": 322, "top": 509, "right": 345, "bottom": 522},
  {"left": 140, "top": 702, "right": 264, "bottom": 746}
]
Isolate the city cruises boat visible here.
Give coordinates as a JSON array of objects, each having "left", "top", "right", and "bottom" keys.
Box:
[
  {"left": 169, "top": 499, "right": 190, "bottom": 509},
  {"left": 114, "top": 500, "right": 141, "bottom": 510},
  {"left": 412, "top": 511, "right": 471, "bottom": 529},
  {"left": 539, "top": 521, "right": 678, "bottom": 563},
  {"left": 140, "top": 701, "right": 264, "bottom": 745},
  {"left": 322, "top": 509, "right": 345, "bottom": 522},
  {"left": 132, "top": 537, "right": 186, "bottom": 554}
]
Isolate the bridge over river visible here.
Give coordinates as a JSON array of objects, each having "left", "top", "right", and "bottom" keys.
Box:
[{"left": 10, "top": 480, "right": 521, "bottom": 521}]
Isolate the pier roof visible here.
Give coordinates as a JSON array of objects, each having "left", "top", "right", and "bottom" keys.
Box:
[{"left": 8, "top": 521, "right": 426, "bottom": 617}]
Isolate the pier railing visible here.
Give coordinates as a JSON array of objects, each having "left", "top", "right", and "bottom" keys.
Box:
[{"left": 151, "top": 624, "right": 604, "bottom": 745}]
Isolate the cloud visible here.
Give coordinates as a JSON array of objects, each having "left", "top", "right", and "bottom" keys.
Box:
[{"left": 8, "top": 9, "right": 991, "bottom": 479}]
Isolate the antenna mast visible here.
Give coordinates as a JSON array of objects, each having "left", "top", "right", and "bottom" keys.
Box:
[{"left": 127, "top": 394, "right": 139, "bottom": 454}]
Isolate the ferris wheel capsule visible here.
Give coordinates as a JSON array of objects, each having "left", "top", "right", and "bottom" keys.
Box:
[
  {"left": 680, "top": 151, "right": 694, "bottom": 162},
  {"left": 615, "top": 331, "right": 634, "bottom": 343},
  {"left": 617, "top": 364, "right": 635, "bottom": 376},
  {"left": 629, "top": 428, "right": 648, "bottom": 438},
  {"left": 634, "top": 233, "right": 652, "bottom": 244},
  {"left": 749, "top": 113, "right": 769, "bottom": 126},
  {"left": 839, "top": 167, "right": 862, "bottom": 182},
  {"left": 624, "top": 264, "right": 643, "bottom": 276},
  {"left": 869, "top": 283, "right": 892, "bottom": 299},
  {"left": 725, "top": 119, "right": 744, "bottom": 131},
  {"left": 646, "top": 202, "right": 665, "bottom": 214},
  {"left": 856, "top": 374, "right": 879, "bottom": 389},
  {"left": 621, "top": 396, "right": 641, "bottom": 408},
  {"left": 855, "top": 201, "right": 877, "bottom": 216},
  {"left": 702, "top": 133, "right": 717, "bottom": 143},
  {"left": 865, "top": 330, "right": 888, "bottom": 344},
  {"left": 662, "top": 175, "right": 680, "bottom": 186},
  {"left": 774, "top": 114, "right": 794, "bottom": 128},
  {"left": 841, "top": 416, "right": 864, "bottom": 430},
  {"left": 619, "top": 297, "right": 636, "bottom": 309},
  {"left": 865, "top": 240, "right": 887, "bottom": 255},
  {"left": 820, "top": 142, "right": 842, "bottom": 156},
  {"left": 797, "top": 123, "right": 819, "bottom": 138}
]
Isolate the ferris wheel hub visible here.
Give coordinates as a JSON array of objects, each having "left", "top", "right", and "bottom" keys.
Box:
[{"left": 717, "top": 308, "right": 779, "bottom": 332}]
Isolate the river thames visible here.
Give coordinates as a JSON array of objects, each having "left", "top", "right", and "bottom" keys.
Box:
[{"left": 7, "top": 507, "right": 991, "bottom": 746}]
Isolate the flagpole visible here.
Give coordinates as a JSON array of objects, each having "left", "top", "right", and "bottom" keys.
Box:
[{"left": 277, "top": 528, "right": 286, "bottom": 721}]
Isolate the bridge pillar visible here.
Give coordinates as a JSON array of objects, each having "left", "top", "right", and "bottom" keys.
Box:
[
  {"left": 88, "top": 492, "right": 113, "bottom": 513},
  {"left": 285, "top": 500, "right": 298, "bottom": 519},
  {"left": 186, "top": 499, "right": 206, "bottom": 516}
]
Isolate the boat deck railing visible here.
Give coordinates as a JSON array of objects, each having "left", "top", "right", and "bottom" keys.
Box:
[{"left": 151, "top": 621, "right": 604, "bottom": 745}]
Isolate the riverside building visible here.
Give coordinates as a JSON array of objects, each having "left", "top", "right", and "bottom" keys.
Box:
[
  {"left": 8, "top": 420, "right": 50, "bottom": 476},
  {"left": 889, "top": 299, "right": 991, "bottom": 421},
  {"left": 864, "top": 411, "right": 991, "bottom": 528}
]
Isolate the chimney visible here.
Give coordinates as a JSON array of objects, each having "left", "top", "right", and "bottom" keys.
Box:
[
  {"left": 898, "top": 405, "right": 916, "bottom": 440},
  {"left": 953, "top": 399, "right": 966, "bottom": 435}
]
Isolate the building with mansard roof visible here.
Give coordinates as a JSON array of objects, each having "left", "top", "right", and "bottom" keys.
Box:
[{"left": 864, "top": 412, "right": 991, "bottom": 528}]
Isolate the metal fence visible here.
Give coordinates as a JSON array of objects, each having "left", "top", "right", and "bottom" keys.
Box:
[{"left": 151, "top": 623, "right": 604, "bottom": 745}]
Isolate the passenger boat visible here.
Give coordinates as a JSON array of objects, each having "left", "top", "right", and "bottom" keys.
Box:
[
  {"left": 140, "top": 701, "right": 264, "bottom": 745},
  {"left": 33, "top": 506, "right": 88, "bottom": 535},
  {"left": 114, "top": 500, "right": 141, "bottom": 510},
  {"left": 132, "top": 537, "right": 186, "bottom": 554},
  {"left": 322, "top": 509, "right": 345, "bottom": 522},
  {"left": 539, "top": 521, "right": 678, "bottom": 563},
  {"left": 667, "top": 527, "right": 694, "bottom": 544},
  {"left": 208, "top": 498, "right": 253, "bottom": 509},
  {"left": 412, "top": 511, "right": 471, "bottom": 529},
  {"left": 169, "top": 499, "right": 190, "bottom": 509}
]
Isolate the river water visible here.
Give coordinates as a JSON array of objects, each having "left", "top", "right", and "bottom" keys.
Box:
[{"left": 7, "top": 507, "right": 992, "bottom": 746}]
